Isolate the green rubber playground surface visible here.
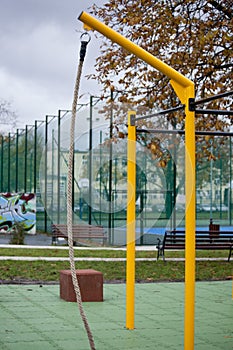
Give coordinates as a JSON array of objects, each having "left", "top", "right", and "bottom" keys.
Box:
[{"left": 0, "top": 281, "right": 232, "bottom": 350}]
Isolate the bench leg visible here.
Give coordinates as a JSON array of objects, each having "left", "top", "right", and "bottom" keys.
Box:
[
  {"left": 157, "top": 247, "right": 160, "bottom": 260},
  {"left": 157, "top": 247, "right": 165, "bottom": 261},
  {"left": 228, "top": 247, "right": 232, "bottom": 262},
  {"left": 52, "top": 236, "right": 57, "bottom": 245},
  {"left": 156, "top": 239, "right": 162, "bottom": 260},
  {"left": 162, "top": 249, "right": 165, "bottom": 262}
]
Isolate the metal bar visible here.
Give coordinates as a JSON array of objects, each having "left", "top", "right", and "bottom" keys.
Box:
[
  {"left": 0, "top": 136, "right": 3, "bottom": 192},
  {"left": 135, "top": 105, "right": 185, "bottom": 121},
  {"left": 88, "top": 96, "right": 93, "bottom": 225},
  {"left": 15, "top": 132, "right": 18, "bottom": 192},
  {"left": 7, "top": 133, "right": 11, "bottom": 192},
  {"left": 126, "top": 111, "right": 136, "bottom": 330},
  {"left": 44, "top": 116, "right": 48, "bottom": 232},
  {"left": 230, "top": 138, "right": 232, "bottom": 226},
  {"left": 194, "top": 90, "right": 233, "bottom": 105},
  {"left": 58, "top": 109, "right": 72, "bottom": 120},
  {"left": 15, "top": 129, "right": 23, "bottom": 192},
  {"left": 172, "top": 128, "right": 177, "bottom": 230},
  {"left": 51, "top": 129, "right": 55, "bottom": 223},
  {"left": 57, "top": 111, "right": 61, "bottom": 224},
  {"left": 24, "top": 127, "right": 28, "bottom": 192},
  {"left": 108, "top": 89, "right": 114, "bottom": 244},
  {"left": 99, "top": 131, "right": 102, "bottom": 225},
  {"left": 136, "top": 128, "right": 233, "bottom": 136},
  {"left": 78, "top": 12, "right": 193, "bottom": 88},
  {"left": 195, "top": 109, "right": 233, "bottom": 116},
  {"left": 24, "top": 125, "right": 34, "bottom": 193},
  {"left": 183, "top": 84, "right": 196, "bottom": 350},
  {"left": 194, "top": 131, "right": 233, "bottom": 136},
  {"left": 34, "top": 121, "right": 37, "bottom": 194}
]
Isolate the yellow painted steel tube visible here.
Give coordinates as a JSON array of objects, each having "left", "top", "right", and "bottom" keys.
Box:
[
  {"left": 184, "top": 85, "right": 196, "bottom": 350},
  {"left": 170, "top": 81, "right": 196, "bottom": 349},
  {"left": 126, "top": 111, "right": 136, "bottom": 330},
  {"left": 78, "top": 12, "right": 192, "bottom": 88}
]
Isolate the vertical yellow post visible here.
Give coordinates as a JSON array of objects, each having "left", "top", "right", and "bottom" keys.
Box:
[
  {"left": 126, "top": 111, "right": 136, "bottom": 330},
  {"left": 184, "top": 86, "right": 196, "bottom": 350},
  {"left": 171, "top": 81, "right": 196, "bottom": 350}
]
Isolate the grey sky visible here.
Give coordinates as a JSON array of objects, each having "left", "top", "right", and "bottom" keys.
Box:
[{"left": 0, "top": 0, "right": 104, "bottom": 130}]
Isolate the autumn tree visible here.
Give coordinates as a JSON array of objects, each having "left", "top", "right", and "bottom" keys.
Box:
[
  {"left": 89, "top": 0, "right": 232, "bottom": 130},
  {"left": 88, "top": 0, "right": 232, "bottom": 216}
]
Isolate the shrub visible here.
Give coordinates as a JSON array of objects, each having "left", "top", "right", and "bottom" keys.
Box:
[{"left": 10, "top": 222, "right": 25, "bottom": 245}]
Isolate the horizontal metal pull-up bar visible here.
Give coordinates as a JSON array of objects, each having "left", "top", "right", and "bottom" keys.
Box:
[
  {"left": 135, "top": 105, "right": 184, "bottom": 121},
  {"left": 194, "top": 90, "right": 233, "bottom": 105},
  {"left": 136, "top": 128, "right": 233, "bottom": 137},
  {"left": 195, "top": 109, "right": 233, "bottom": 116}
]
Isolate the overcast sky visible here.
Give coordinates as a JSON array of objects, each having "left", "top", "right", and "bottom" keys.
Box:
[{"left": 0, "top": 0, "right": 105, "bottom": 131}]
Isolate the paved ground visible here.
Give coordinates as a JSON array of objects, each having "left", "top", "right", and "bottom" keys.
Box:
[
  {"left": 0, "top": 281, "right": 232, "bottom": 350},
  {"left": 0, "top": 234, "right": 232, "bottom": 349},
  {"left": 0, "top": 233, "right": 159, "bottom": 248},
  {"left": 0, "top": 233, "right": 52, "bottom": 246}
]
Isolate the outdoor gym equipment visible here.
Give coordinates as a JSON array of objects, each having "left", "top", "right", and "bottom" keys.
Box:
[
  {"left": 78, "top": 11, "right": 196, "bottom": 350},
  {"left": 77, "top": 11, "right": 233, "bottom": 350}
]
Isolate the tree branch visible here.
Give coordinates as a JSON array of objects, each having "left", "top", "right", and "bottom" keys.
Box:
[{"left": 208, "top": 0, "right": 233, "bottom": 19}]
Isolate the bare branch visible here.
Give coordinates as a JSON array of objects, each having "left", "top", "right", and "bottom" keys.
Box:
[
  {"left": 0, "top": 99, "right": 18, "bottom": 133},
  {"left": 208, "top": 0, "right": 233, "bottom": 19}
]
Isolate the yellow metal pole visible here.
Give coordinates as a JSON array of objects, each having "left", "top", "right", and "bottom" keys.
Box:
[
  {"left": 126, "top": 111, "right": 136, "bottom": 330},
  {"left": 78, "top": 12, "right": 192, "bottom": 88},
  {"left": 184, "top": 86, "right": 196, "bottom": 350},
  {"left": 170, "top": 80, "right": 196, "bottom": 350}
]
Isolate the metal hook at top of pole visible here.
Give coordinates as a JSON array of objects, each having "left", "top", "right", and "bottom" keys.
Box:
[{"left": 79, "top": 32, "right": 91, "bottom": 62}]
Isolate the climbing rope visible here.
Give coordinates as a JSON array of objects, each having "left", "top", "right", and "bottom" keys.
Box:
[{"left": 67, "top": 32, "right": 96, "bottom": 350}]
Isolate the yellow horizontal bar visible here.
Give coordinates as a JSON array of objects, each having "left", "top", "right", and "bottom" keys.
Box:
[{"left": 78, "top": 11, "right": 192, "bottom": 88}]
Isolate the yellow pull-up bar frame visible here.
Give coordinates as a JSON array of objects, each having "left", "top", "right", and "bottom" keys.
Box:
[{"left": 78, "top": 11, "right": 196, "bottom": 350}]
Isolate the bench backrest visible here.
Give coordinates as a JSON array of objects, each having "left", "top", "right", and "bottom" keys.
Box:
[
  {"left": 52, "top": 224, "right": 105, "bottom": 236},
  {"left": 209, "top": 223, "right": 220, "bottom": 231},
  {"left": 164, "top": 230, "right": 233, "bottom": 247}
]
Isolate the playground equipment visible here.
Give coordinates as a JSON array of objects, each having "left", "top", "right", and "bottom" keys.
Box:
[
  {"left": 0, "top": 8, "right": 230, "bottom": 350},
  {"left": 78, "top": 11, "right": 233, "bottom": 350},
  {"left": 78, "top": 11, "right": 196, "bottom": 350}
]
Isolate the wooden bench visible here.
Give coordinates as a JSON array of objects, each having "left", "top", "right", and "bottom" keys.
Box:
[
  {"left": 157, "top": 229, "right": 233, "bottom": 261},
  {"left": 52, "top": 224, "right": 107, "bottom": 246}
]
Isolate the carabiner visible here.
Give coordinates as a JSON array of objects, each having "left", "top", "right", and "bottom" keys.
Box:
[
  {"left": 79, "top": 32, "right": 91, "bottom": 62},
  {"left": 80, "top": 32, "right": 91, "bottom": 44}
]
